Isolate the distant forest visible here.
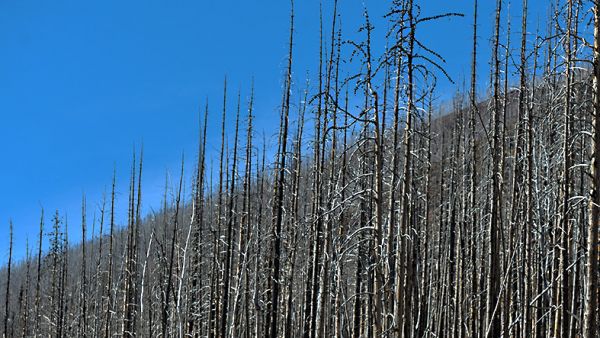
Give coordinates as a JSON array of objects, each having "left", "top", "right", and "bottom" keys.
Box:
[{"left": 2, "top": 0, "right": 600, "bottom": 337}]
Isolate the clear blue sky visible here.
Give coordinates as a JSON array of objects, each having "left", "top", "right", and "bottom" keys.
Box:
[{"left": 0, "top": 0, "right": 549, "bottom": 264}]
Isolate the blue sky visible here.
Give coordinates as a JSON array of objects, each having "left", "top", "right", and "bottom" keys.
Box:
[{"left": 0, "top": 0, "right": 550, "bottom": 264}]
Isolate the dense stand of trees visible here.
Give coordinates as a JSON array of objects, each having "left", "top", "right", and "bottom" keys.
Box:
[{"left": 2, "top": 0, "right": 600, "bottom": 337}]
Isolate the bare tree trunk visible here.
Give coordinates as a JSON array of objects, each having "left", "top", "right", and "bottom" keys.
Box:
[
  {"left": 584, "top": 1, "right": 600, "bottom": 336},
  {"left": 3, "top": 221, "right": 13, "bottom": 338},
  {"left": 80, "top": 195, "right": 88, "bottom": 337},
  {"left": 94, "top": 193, "right": 106, "bottom": 337},
  {"left": 267, "top": 3, "right": 294, "bottom": 337},
  {"left": 284, "top": 83, "right": 305, "bottom": 338},
  {"left": 486, "top": 0, "right": 502, "bottom": 336},
  {"left": 468, "top": 1, "right": 479, "bottom": 335},
  {"left": 34, "top": 210, "right": 44, "bottom": 337},
  {"left": 105, "top": 171, "right": 116, "bottom": 338},
  {"left": 220, "top": 91, "right": 240, "bottom": 338},
  {"left": 394, "top": 1, "right": 416, "bottom": 336},
  {"left": 555, "top": 2, "right": 572, "bottom": 337},
  {"left": 123, "top": 151, "right": 142, "bottom": 337},
  {"left": 209, "top": 77, "right": 228, "bottom": 338},
  {"left": 188, "top": 101, "right": 209, "bottom": 337},
  {"left": 162, "top": 158, "right": 184, "bottom": 338}
]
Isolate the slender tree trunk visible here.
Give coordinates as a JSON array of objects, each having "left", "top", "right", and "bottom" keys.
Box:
[
  {"left": 584, "top": 1, "right": 600, "bottom": 336},
  {"left": 220, "top": 91, "right": 241, "bottom": 338},
  {"left": 34, "top": 210, "right": 44, "bottom": 337},
  {"left": 394, "top": 1, "right": 416, "bottom": 336},
  {"left": 3, "top": 221, "right": 13, "bottom": 338},
  {"left": 105, "top": 171, "right": 116, "bottom": 338},
  {"left": 162, "top": 158, "right": 184, "bottom": 338},
  {"left": 80, "top": 195, "right": 88, "bottom": 337},
  {"left": 267, "top": 3, "right": 294, "bottom": 337},
  {"left": 555, "top": 2, "right": 572, "bottom": 337}
]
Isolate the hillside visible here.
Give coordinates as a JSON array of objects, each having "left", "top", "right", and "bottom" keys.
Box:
[{"left": 2, "top": 0, "right": 600, "bottom": 337}]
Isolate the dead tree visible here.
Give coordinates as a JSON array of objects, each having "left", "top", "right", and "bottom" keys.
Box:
[
  {"left": 468, "top": 1, "right": 480, "bottom": 335},
  {"left": 3, "top": 221, "right": 13, "bottom": 338},
  {"left": 584, "top": 0, "right": 600, "bottom": 336},
  {"left": 162, "top": 157, "right": 184, "bottom": 338},
  {"left": 485, "top": 0, "right": 503, "bottom": 336},
  {"left": 188, "top": 101, "right": 209, "bottom": 338},
  {"left": 104, "top": 170, "right": 116, "bottom": 338},
  {"left": 555, "top": 2, "right": 573, "bottom": 336},
  {"left": 80, "top": 195, "right": 88, "bottom": 337},
  {"left": 123, "top": 150, "right": 142, "bottom": 337},
  {"left": 220, "top": 91, "right": 240, "bottom": 338},
  {"left": 266, "top": 2, "right": 294, "bottom": 337}
]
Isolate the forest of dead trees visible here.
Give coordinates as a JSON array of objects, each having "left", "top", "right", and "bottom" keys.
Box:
[{"left": 2, "top": 0, "right": 600, "bottom": 337}]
